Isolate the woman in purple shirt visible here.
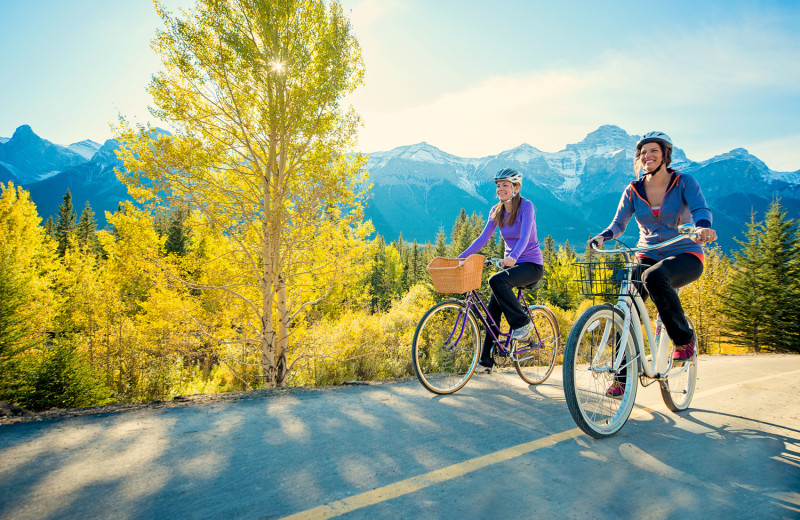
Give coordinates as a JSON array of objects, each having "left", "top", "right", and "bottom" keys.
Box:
[{"left": 459, "top": 168, "right": 544, "bottom": 373}]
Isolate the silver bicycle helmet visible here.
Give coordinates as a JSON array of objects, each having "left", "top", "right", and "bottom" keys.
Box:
[
  {"left": 636, "top": 131, "right": 673, "bottom": 152},
  {"left": 494, "top": 168, "right": 523, "bottom": 185}
]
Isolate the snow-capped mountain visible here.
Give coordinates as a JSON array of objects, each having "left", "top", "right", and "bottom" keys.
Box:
[
  {"left": 362, "top": 125, "right": 800, "bottom": 250},
  {"left": 2, "top": 123, "right": 797, "bottom": 250},
  {"left": 68, "top": 139, "right": 103, "bottom": 161},
  {"left": 0, "top": 125, "right": 87, "bottom": 184}
]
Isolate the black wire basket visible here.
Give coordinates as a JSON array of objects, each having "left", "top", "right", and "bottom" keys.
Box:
[{"left": 574, "top": 260, "right": 642, "bottom": 298}]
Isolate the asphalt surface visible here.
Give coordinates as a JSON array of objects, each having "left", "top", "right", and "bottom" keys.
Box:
[{"left": 1, "top": 354, "right": 799, "bottom": 520}]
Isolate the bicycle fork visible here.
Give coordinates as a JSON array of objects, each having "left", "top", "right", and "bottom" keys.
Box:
[{"left": 443, "top": 305, "right": 472, "bottom": 350}]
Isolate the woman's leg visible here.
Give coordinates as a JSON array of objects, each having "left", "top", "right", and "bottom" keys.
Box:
[
  {"left": 487, "top": 262, "right": 544, "bottom": 329},
  {"left": 478, "top": 295, "right": 503, "bottom": 368},
  {"left": 610, "top": 254, "right": 702, "bottom": 395},
  {"left": 640, "top": 254, "right": 704, "bottom": 345}
]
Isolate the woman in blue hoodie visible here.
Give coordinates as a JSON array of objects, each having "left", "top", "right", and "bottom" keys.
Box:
[
  {"left": 459, "top": 168, "right": 544, "bottom": 373},
  {"left": 589, "top": 131, "right": 717, "bottom": 397}
]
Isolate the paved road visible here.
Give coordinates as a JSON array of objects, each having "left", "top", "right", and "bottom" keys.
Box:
[{"left": 1, "top": 354, "right": 799, "bottom": 520}]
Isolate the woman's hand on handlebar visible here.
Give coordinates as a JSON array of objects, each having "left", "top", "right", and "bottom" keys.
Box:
[
  {"left": 692, "top": 227, "right": 717, "bottom": 244},
  {"left": 587, "top": 235, "right": 605, "bottom": 250},
  {"left": 501, "top": 256, "right": 517, "bottom": 268}
]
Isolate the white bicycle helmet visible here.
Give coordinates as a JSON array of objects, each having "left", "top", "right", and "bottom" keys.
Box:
[
  {"left": 494, "top": 168, "right": 523, "bottom": 185},
  {"left": 636, "top": 131, "right": 673, "bottom": 152},
  {"left": 635, "top": 131, "right": 674, "bottom": 176}
]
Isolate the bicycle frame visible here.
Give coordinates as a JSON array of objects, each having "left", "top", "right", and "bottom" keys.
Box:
[
  {"left": 447, "top": 288, "right": 544, "bottom": 361},
  {"left": 594, "top": 228, "right": 697, "bottom": 381}
]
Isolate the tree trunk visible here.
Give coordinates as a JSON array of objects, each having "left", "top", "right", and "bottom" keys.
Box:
[{"left": 276, "top": 274, "right": 288, "bottom": 386}]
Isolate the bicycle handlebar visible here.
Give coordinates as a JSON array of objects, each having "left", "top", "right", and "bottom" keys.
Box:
[
  {"left": 591, "top": 224, "right": 699, "bottom": 254},
  {"left": 485, "top": 257, "right": 506, "bottom": 270}
]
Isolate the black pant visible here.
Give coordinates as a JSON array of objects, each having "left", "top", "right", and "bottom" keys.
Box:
[
  {"left": 479, "top": 262, "right": 544, "bottom": 367},
  {"left": 615, "top": 253, "right": 703, "bottom": 383},
  {"left": 637, "top": 253, "right": 703, "bottom": 345}
]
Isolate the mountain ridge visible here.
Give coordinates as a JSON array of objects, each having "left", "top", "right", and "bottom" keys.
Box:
[{"left": 2, "top": 124, "right": 798, "bottom": 250}]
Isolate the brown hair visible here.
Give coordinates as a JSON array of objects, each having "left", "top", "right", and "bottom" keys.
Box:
[
  {"left": 491, "top": 192, "right": 522, "bottom": 227},
  {"left": 634, "top": 142, "right": 673, "bottom": 175}
]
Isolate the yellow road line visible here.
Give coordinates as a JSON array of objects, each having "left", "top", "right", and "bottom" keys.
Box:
[
  {"left": 279, "top": 427, "right": 582, "bottom": 520},
  {"left": 280, "top": 366, "right": 800, "bottom": 519}
]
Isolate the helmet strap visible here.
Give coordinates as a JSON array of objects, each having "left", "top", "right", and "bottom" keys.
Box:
[
  {"left": 500, "top": 191, "right": 519, "bottom": 204},
  {"left": 641, "top": 159, "right": 664, "bottom": 177}
]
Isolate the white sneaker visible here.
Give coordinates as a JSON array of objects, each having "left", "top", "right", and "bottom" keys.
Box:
[{"left": 511, "top": 322, "right": 534, "bottom": 343}]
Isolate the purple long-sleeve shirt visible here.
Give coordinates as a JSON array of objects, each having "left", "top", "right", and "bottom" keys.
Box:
[{"left": 458, "top": 198, "right": 543, "bottom": 264}]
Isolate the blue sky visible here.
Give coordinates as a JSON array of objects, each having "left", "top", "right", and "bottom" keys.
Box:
[{"left": 1, "top": 0, "right": 798, "bottom": 171}]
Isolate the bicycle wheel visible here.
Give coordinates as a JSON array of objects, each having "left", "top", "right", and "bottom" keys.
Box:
[
  {"left": 563, "top": 304, "right": 639, "bottom": 438},
  {"left": 660, "top": 316, "right": 698, "bottom": 411},
  {"left": 514, "top": 305, "right": 559, "bottom": 385},
  {"left": 412, "top": 301, "right": 480, "bottom": 394}
]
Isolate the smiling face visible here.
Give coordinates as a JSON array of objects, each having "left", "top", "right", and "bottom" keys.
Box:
[
  {"left": 638, "top": 142, "right": 664, "bottom": 173},
  {"left": 496, "top": 180, "right": 518, "bottom": 201}
]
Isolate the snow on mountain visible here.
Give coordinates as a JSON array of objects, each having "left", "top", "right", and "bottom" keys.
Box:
[
  {"left": 368, "top": 142, "right": 474, "bottom": 169},
  {"left": 68, "top": 139, "right": 103, "bottom": 160},
  {"left": 0, "top": 160, "right": 25, "bottom": 181},
  {"left": 697, "top": 147, "right": 800, "bottom": 185},
  {"left": 0, "top": 125, "right": 87, "bottom": 183}
]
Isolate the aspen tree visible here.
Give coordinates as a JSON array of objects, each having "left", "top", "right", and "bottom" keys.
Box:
[{"left": 116, "top": 0, "right": 367, "bottom": 386}]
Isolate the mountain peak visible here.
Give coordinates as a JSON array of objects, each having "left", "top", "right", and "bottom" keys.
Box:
[
  {"left": 0, "top": 124, "right": 86, "bottom": 183},
  {"left": 565, "top": 125, "right": 635, "bottom": 154},
  {"left": 370, "top": 141, "right": 457, "bottom": 165},
  {"left": 10, "top": 124, "right": 39, "bottom": 143},
  {"left": 68, "top": 139, "right": 103, "bottom": 160}
]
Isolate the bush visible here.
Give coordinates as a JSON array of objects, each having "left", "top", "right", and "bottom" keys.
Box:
[
  {"left": 12, "top": 341, "right": 112, "bottom": 411},
  {"left": 287, "top": 284, "right": 436, "bottom": 386}
]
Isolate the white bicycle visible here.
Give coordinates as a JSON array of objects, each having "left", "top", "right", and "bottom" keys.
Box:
[{"left": 563, "top": 224, "right": 699, "bottom": 438}]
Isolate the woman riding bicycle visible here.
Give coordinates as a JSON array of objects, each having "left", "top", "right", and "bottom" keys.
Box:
[
  {"left": 458, "top": 168, "right": 544, "bottom": 374},
  {"left": 588, "top": 131, "right": 717, "bottom": 396}
]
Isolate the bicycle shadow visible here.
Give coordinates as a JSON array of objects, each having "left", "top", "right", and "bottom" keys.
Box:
[{"left": 606, "top": 405, "right": 800, "bottom": 518}]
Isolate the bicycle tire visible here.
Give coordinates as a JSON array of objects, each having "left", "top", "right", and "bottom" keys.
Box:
[
  {"left": 412, "top": 301, "right": 480, "bottom": 394},
  {"left": 563, "top": 304, "right": 639, "bottom": 438},
  {"left": 514, "top": 305, "right": 559, "bottom": 385},
  {"left": 660, "top": 316, "right": 698, "bottom": 412}
]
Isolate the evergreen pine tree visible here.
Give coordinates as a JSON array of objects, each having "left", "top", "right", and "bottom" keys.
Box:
[
  {"left": 542, "top": 235, "right": 557, "bottom": 266},
  {"left": 410, "top": 240, "right": 424, "bottom": 286},
  {"left": 164, "top": 206, "right": 190, "bottom": 256},
  {"left": 44, "top": 216, "right": 54, "bottom": 238},
  {"left": 76, "top": 201, "right": 99, "bottom": 253},
  {"left": 757, "top": 200, "right": 800, "bottom": 352},
  {"left": 723, "top": 214, "right": 767, "bottom": 352},
  {"left": 491, "top": 230, "right": 505, "bottom": 259},
  {"left": 450, "top": 209, "right": 468, "bottom": 242},
  {"left": 367, "top": 235, "right": 389, "bottom": 313},
  {"left": 434, "top": 227, "right": 447, "bottom": 257},
  {"left": 54, "top": 189, "right": 77, "bottom": 257}
]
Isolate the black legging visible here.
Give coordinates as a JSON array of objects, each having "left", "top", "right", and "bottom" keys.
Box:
[
  {"left": 636, "top": 253, "right": 703, "bottom": 345},
  {"left": 479, "top": 262, "right": 544, "bottom": 367},
  {"left": 615, "top": 253, "right": 703, "bottom": 383}
]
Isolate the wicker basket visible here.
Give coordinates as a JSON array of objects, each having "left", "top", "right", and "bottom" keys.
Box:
[{"left": 427, "top": 254, "right": 485, "bottom": 293}]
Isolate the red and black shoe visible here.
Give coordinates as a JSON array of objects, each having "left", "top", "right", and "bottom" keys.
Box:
[
  {"left": 606, "top": 382, "right": 625, "bottom": 399},
  {"left": 672, "top": 337, "right": 697, "bottom": 363}
]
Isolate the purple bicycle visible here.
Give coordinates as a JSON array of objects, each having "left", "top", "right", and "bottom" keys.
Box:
[{"left": 412, "top": 255, "right": 560, "bottom": 394}]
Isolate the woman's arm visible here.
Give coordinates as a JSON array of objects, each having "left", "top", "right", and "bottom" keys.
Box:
[{"left": 599, "top": 185, "right": 635, "bottom": 239}]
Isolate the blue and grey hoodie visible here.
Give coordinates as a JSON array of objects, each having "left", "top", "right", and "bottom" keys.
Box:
[{"left": 599, "top": 170, "right": 712, "bottom": 261}]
